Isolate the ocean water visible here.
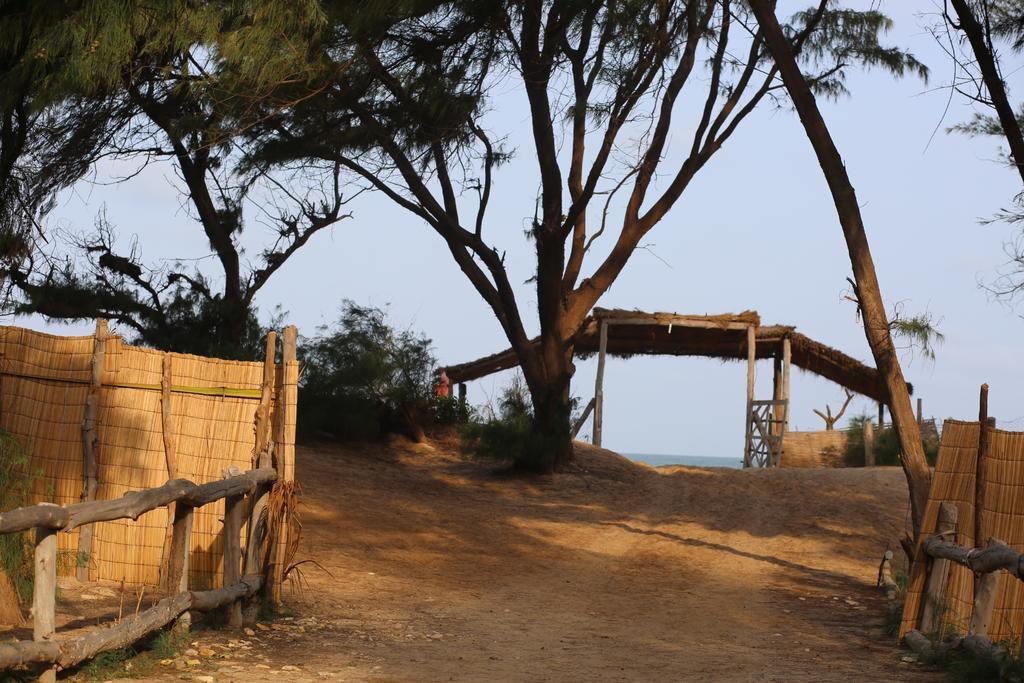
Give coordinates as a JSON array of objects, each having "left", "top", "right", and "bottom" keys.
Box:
[{"left": 623, "top": 452, "right": 743, "bottom": 469}]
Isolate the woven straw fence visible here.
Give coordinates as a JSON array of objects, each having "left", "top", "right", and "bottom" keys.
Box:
[
  {"left": 899, "top": 419, "right": 1024, "bottom": 642},
  {"left": 779, "top": 429, "right": 848, "bottom": 468},
  {"left": 0, "top": 322, "right": 297, "bottom": 590}
]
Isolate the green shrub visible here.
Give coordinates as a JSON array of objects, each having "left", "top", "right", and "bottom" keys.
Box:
[
  {"left": 298, "top": 301, "right": 437, "bottom": 440},
  {"left": 433, "top": 395, "right": 474, "bottom": 425},
  {"left": 462, "top": 375, "right": 577, "bottom": 470},
  {"left": 844, "top": 413, "right": 939, "bottom": 467},
  {"left": 0, "top": 430, "right": 37, "bottom": 604}
]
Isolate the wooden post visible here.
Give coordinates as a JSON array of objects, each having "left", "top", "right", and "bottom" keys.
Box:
[
  {"left": 864, "top": 420, "right": 875, "bottom": 467},
  {"left": 878, "top": 401, "right": 885, "bottom": 429},
  {"left": 772, "top": 354, "right": 783, "bottom": 438},
  {"left": 592, "top": 320, "right": 608, "bottom": 447},
  {"left": 34, "top": 526, "right": 57, "bottom": 683},
  {"left": 743, "top": 325, "right": 756, "bottom": 467},
  {"left": 781, "top": 335, "right": 791, "bottom": 434},
  {"left": 165, "top": 504, "right": 193, "bottom": 595},
  {"left": 968, "top": 539, "right": 1004, "bottom": 638},
  {"left": 976, "top": 384, "right": 991, "bottom": 549},
  {"left": 223, "top": 493, "right": 243, "bottom": 628},
  {"left": 458, "top": 382, "right": 467, "bottom": 409},
  {"left": 158, "top": 353, "right": 179, "bottom": 590},
  {"left": 268, "top": 326, "right": 298, "bottom": 603},
  {"left": 243, "top": 332, "right": 276, "bottom": 624},
  {"left": 920, "top": 502, "right": 958, "bottom": 635},
  {"left": 917, "top": 397, "right": 923, "bottom": 424},
  {"left": 77, "top": 318, "right": 107, "bottom": 582}
]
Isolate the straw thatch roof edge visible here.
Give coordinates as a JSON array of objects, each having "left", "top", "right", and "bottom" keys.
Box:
[{"left": 441, "top": 311, "right": 907, "bottom": 403}]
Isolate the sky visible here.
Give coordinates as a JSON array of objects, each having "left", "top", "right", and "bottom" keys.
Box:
[{"left": 20, "top": 1, "right": 1024, "bottom": 459}]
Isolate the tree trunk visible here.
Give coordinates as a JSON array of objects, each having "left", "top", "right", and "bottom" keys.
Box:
[
  {"left": 524, "top": 340, "right": 575, "bottom": 474},
  {"left": 949, "top": 0, "right": 1024, "bottom": 186},
  {"left": 749, "top": 1, "right": 932, "bottom": 537}
]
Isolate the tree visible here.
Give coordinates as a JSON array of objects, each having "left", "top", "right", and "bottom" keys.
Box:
[
  {"left": 939, "top": 1, "right": 1024, "bottom": 299},
  {"left": 0, "top": 1, "right": 350, "bottom": 357},
  {"left": 249, "top": 0, "right": 923, "bottom": 472},
  {"left": 813, "top": 389, "right": 854, "bottom": 430},
  {"left": 747, "top": 0, "right": 932, "bottom": 540}
]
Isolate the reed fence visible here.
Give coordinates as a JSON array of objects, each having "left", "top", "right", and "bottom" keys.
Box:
[
  {"left": 900, "top": 386, "right": 1024, "bottom": 652},
  {"left": 0, "top": 321, "right": 298, "bottom": 592},
  {"left": 0, "top": 466, "right": 276, "bottom": 681}
]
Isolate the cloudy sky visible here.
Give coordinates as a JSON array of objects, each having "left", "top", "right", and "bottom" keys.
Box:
[{"left": 23, "top": 1, "right": 1024, "bottom": 460}]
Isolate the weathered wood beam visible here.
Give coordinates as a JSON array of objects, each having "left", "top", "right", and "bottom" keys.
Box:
[
  {"left": 0, "top": 469, "right": 277, "bottom": 535},
  {"left": 243, "top": 331, "right": 277, "bottom": 624},
  {"left": 572, "top": 398, "right": 597, "bottom": 439},
  {"left": 0, "top": 576, "right": 264, "bottom": 672},
  {"left": 976, "top": 384, "right": 991, "bottom": 550},
  {"left": 595, "top": 317, "right": 752, "bottom": 331},
  {"left": 0, "top": 640, "right": 60, "bottom": 668},
  {"left": 920, "top": 502, "right": 958, "bottom": 634},
  {"left": 923, "top": 534, "right": 1024, "bottom": 579},
  {"left": 223, "top": 494, "right": 243, "bottom": 628},
  {"left": 743, "top": 326, "right": 755, "bottom": 467},
  {"left": 77, "top": 318, "right": 107, "bottom": 582},
  {"left": 34, "top": 526, "right": 57, "bottom": 683},
  {"left": 968, "top": 540, "right": 1004, "bottom": 638},
  {"left": 592, "top": 320, "right": 608, "bottom": 447}
]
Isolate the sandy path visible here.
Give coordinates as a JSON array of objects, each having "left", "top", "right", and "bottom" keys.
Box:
[{"left": 101, "top": 437, "right": 939, "bottom": 682}]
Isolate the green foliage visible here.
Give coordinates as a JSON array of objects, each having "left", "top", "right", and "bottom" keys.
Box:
[
  {"left": 79, "top": 646, "right": 136, "bottom": 681},
  {"left": 0, "top": 430, "right": 37, "bottom": 605},
  {"left": 433, "top": 395, "right": 474, "bottom": 425},
  {"left": 844, "top": 413, "right": 939, "bottom": 467},
  {"left": 462, "top": 374, "right": 575, "bottom": 471},
  {"left": 790, "top": 8, "right": 928, "bottom": 99},
  {"left": 298, "top": 301, "right": 436, "bottom": 439},
  {"left": 149, "top": 628, "right": 188, "bottom": 661},
  {"left": 891, "top": 311, "right": 945, "bottom": 361}
]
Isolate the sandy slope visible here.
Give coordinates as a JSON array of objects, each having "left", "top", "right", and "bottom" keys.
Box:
[
  {"left": 49, "top": 436, "right": 939, "bottom": 682},
  {"left": 242, "top": 436, "right": 936, "bottom": 683}
]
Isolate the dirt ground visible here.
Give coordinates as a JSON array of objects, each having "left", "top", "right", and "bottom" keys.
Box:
[{"left": 15, "top": 437, "right": 944, "bottom": 681}]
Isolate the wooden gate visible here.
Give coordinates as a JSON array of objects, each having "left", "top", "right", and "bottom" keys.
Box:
[{"left": 745, "top": 399, "right": 788, "bottom": 467}]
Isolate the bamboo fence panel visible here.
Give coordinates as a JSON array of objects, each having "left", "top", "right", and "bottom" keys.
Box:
[
  {"left": 900, "top": 420, "right": 1024, "bottom": 643},
  {"left": 778, "top": 429, "right": 848, "bottom": 468},
  {"left": 0, "top": 324, "right": 290, "bottom": 590}
]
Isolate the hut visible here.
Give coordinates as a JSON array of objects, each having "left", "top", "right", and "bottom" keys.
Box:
[{"left": 442, "top": 308, "right": 906, "bottom": 467}]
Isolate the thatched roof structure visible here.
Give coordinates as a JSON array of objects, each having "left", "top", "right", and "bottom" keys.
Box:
[{"left": 441, "top": 308, "right": 905, "bottom": 403}]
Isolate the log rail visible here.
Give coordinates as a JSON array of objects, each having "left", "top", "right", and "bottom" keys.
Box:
[
  {"left": 0, "top": 468, "right": 277, "bottom": 680},
  {"left": 905, "top": 501, "right": 1024, "bottom": 661}
]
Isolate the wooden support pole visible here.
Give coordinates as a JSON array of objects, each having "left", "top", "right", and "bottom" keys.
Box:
[
  {"left": 743, "top": 326, "right": 756, "bottom": 467},
  {"left": 572, "top": 398, "right": 597, "bottom": 439},
  {"left": 268, "top": 326, "right": 298, "bottom": 604},
  {"left": 772, "top": 354, "right": 783, "bottom": 438},
  {"left": 917, "top": 397, "right": 923, "bottom": 424},
  {"left": 864, "top": 420, "right": 876, "bottom": 467},
  {"left": 592, "top": 321, "right": 608, "bottom": 447},
  {"left": 976, "top": 384, "right": 991, "bottom": 549},
  {"left": 223, "top": 493, "right": 243, "bottom": 628},
  {"left": 77, "top": 318, "right": 107, "bottom": 582},
  {"left": 782, "top": 336, "right": 791, "bottom": 434},
  {"left": 458, "top": 382, "right": 467, "bottom": 411},
  {"left": 34, "top": 526, "right": 57, "bottom": 683},
  {"left": 878, "top": 401, "right": 885, "bottom": 429},
  {"left": 165, "top": 504, "right": 193, "bottom": 595},
  {"left": 159, "top": 353, "right": 179, "bottom": 590},
  {"left": 968, "top": 539, "right": 1005, "bottom": 638},
  {"left": 920, "top": 502, "right": 958, "bottom": 635},
  {"left": 244, "top": 332, "right": 276, "bottom": 624}
]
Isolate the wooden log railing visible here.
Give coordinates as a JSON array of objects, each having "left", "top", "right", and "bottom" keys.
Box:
[
  {"left": 0, "top": 467, "right": 277, "bottom": 680},
  {"left": 905, "top": 501, "right": 1024, "bottom": 661}
]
